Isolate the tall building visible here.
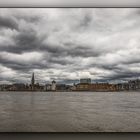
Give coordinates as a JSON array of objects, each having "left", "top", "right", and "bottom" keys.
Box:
[
  {"left": 80, "top": 78, "right": 91, "bottom": 84},
  {"left": 31, "top": 72, "right": 35, "bottom": 90}
]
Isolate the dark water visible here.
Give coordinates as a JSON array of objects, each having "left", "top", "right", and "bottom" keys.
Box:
[{"left": 0, "top": 91, "right": 140, "bottom": 132}]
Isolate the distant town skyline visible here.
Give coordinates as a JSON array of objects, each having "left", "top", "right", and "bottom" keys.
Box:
[{"left": 0, "top": 8, "right": 140, "bottom": 84}]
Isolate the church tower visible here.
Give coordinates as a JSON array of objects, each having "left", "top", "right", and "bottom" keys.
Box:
[{"left": 31, "top": 72, "right": 35, "bottom": 90}]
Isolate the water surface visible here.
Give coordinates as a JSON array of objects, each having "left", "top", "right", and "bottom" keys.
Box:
[{"left": 0, "top": 91, "right": 140, "bottom": 132}]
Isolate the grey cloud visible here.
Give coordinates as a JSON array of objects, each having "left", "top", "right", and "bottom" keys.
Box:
[
  {"left": 0, "top": 16, "right": 18, "bottom": 30},
  {"left": 79, "top": 12, "right": 93, "bottom": 28},
  {"left": 100, "top": 71, "right": 140, "bottom": 82},
  {"left": 66, "top": 46, "right": 100, "bottom": 57},
  {"left": 16, "top": 15, "right": 41, "bottom": 23},
  {"left": 0, "top": 29, "right": 45, "bottom": 54},
  {"left": 0, "top": 8, "right": 140, "bottom": 84},
  {"left": 14, "top": 30, "right": 40, "bottom": 52}
]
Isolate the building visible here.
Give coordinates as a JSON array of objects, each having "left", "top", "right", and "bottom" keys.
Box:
[
  {"left": 75, "top": 81, "right": 117, "bottom": 91},
  {"left": 44, "top": 84, "right": 52, "bottom": 91},
  {"left": 80, "top": 78, "right": 91, "bottom": 84},
  {"left": 117, "top": 83, "right": 124, "bottom": 91},
  {"left": 0, "top": 84, "right": 11, "bottom": 91},
  {"left": 51, "top": 80, "right": 56, "bottom": 91},
  {"left": 56, "top": 84, "right": 67, "bottom": 91},
  {"left": 116, "top": 79, "right": 140, "bottom": 91},
  {"left": 90, "top": 83, "right": 117, "bottom": 91},
  {"left": 9, "top": 83, "right": 26, "bottom": 91},
  {"left": 128, "top": 79, "right": 140, "bottom": 90},
  {"left": 76, "top": 83, "right": 91, "bottom": 91},
  {"left": 0, "top": 85, "right": 4, "bottom": 91},
  {"left": 70, "top": 83, "right": 77, "bottom": 91},
  {"left": 56, "top": 84, "right": 71, "bottom": 91}
]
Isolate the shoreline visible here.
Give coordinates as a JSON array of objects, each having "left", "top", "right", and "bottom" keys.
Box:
[{"left": 0, "top": 90, "right": 140, "bottom": 92}]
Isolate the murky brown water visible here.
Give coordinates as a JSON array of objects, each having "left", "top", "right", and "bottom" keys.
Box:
[{"left": 0, "top": 91, "right": 140, "bottom": 132}]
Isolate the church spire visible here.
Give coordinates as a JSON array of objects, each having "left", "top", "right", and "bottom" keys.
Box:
[{"left": 31, "top": 72, "right": 35, "bottom": 90}]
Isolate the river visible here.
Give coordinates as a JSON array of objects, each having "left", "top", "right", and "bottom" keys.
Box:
[{"left": 0, "top": 91, "right": 140, "bottom": 132}]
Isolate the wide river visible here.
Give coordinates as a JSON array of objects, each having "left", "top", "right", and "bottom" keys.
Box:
[{"left": 0, "top": 91, "right": 140, "bottom": 132}]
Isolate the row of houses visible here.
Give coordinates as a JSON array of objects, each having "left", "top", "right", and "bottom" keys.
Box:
[
  {"left": 0, "top": 77, "right": 140, "bottom": 92},
  {"left": 0, "top": 83, "right": 44, "bottom": 91},
  {"left": 0, "top": 81, "right": 70, "bottom": 92},
  {"left": 43, "top": 78, "right": 140, "bottom": 92},
  {"left": 117, "top": 79, "right": 140, "bottom": 91},
  {"left": 44, "top": 79, "right": 117, "bottom": 92},
  {"left": 74, "top": 83, "right": 117, "bottom": 91},
  {"left": 73, "top": 79, "right": 140, "bottom": 91}
]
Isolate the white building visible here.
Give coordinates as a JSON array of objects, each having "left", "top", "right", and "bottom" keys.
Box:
[{"left": 51, "top": 80, "right": 56, "bottom": 91}]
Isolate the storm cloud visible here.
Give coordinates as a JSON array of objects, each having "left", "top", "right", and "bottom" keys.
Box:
[{"left": 0, "top": 8, "right": 140, "bottom": 84}]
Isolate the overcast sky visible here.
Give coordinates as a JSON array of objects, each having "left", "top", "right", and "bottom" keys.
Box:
[{"left": 0, "top": 8, "right": 140, "bottom": 84}]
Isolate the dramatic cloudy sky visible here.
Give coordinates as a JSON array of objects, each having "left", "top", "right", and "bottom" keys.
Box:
[{"left": 0, "top": 8, "right": 140, "bottom": 84}]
